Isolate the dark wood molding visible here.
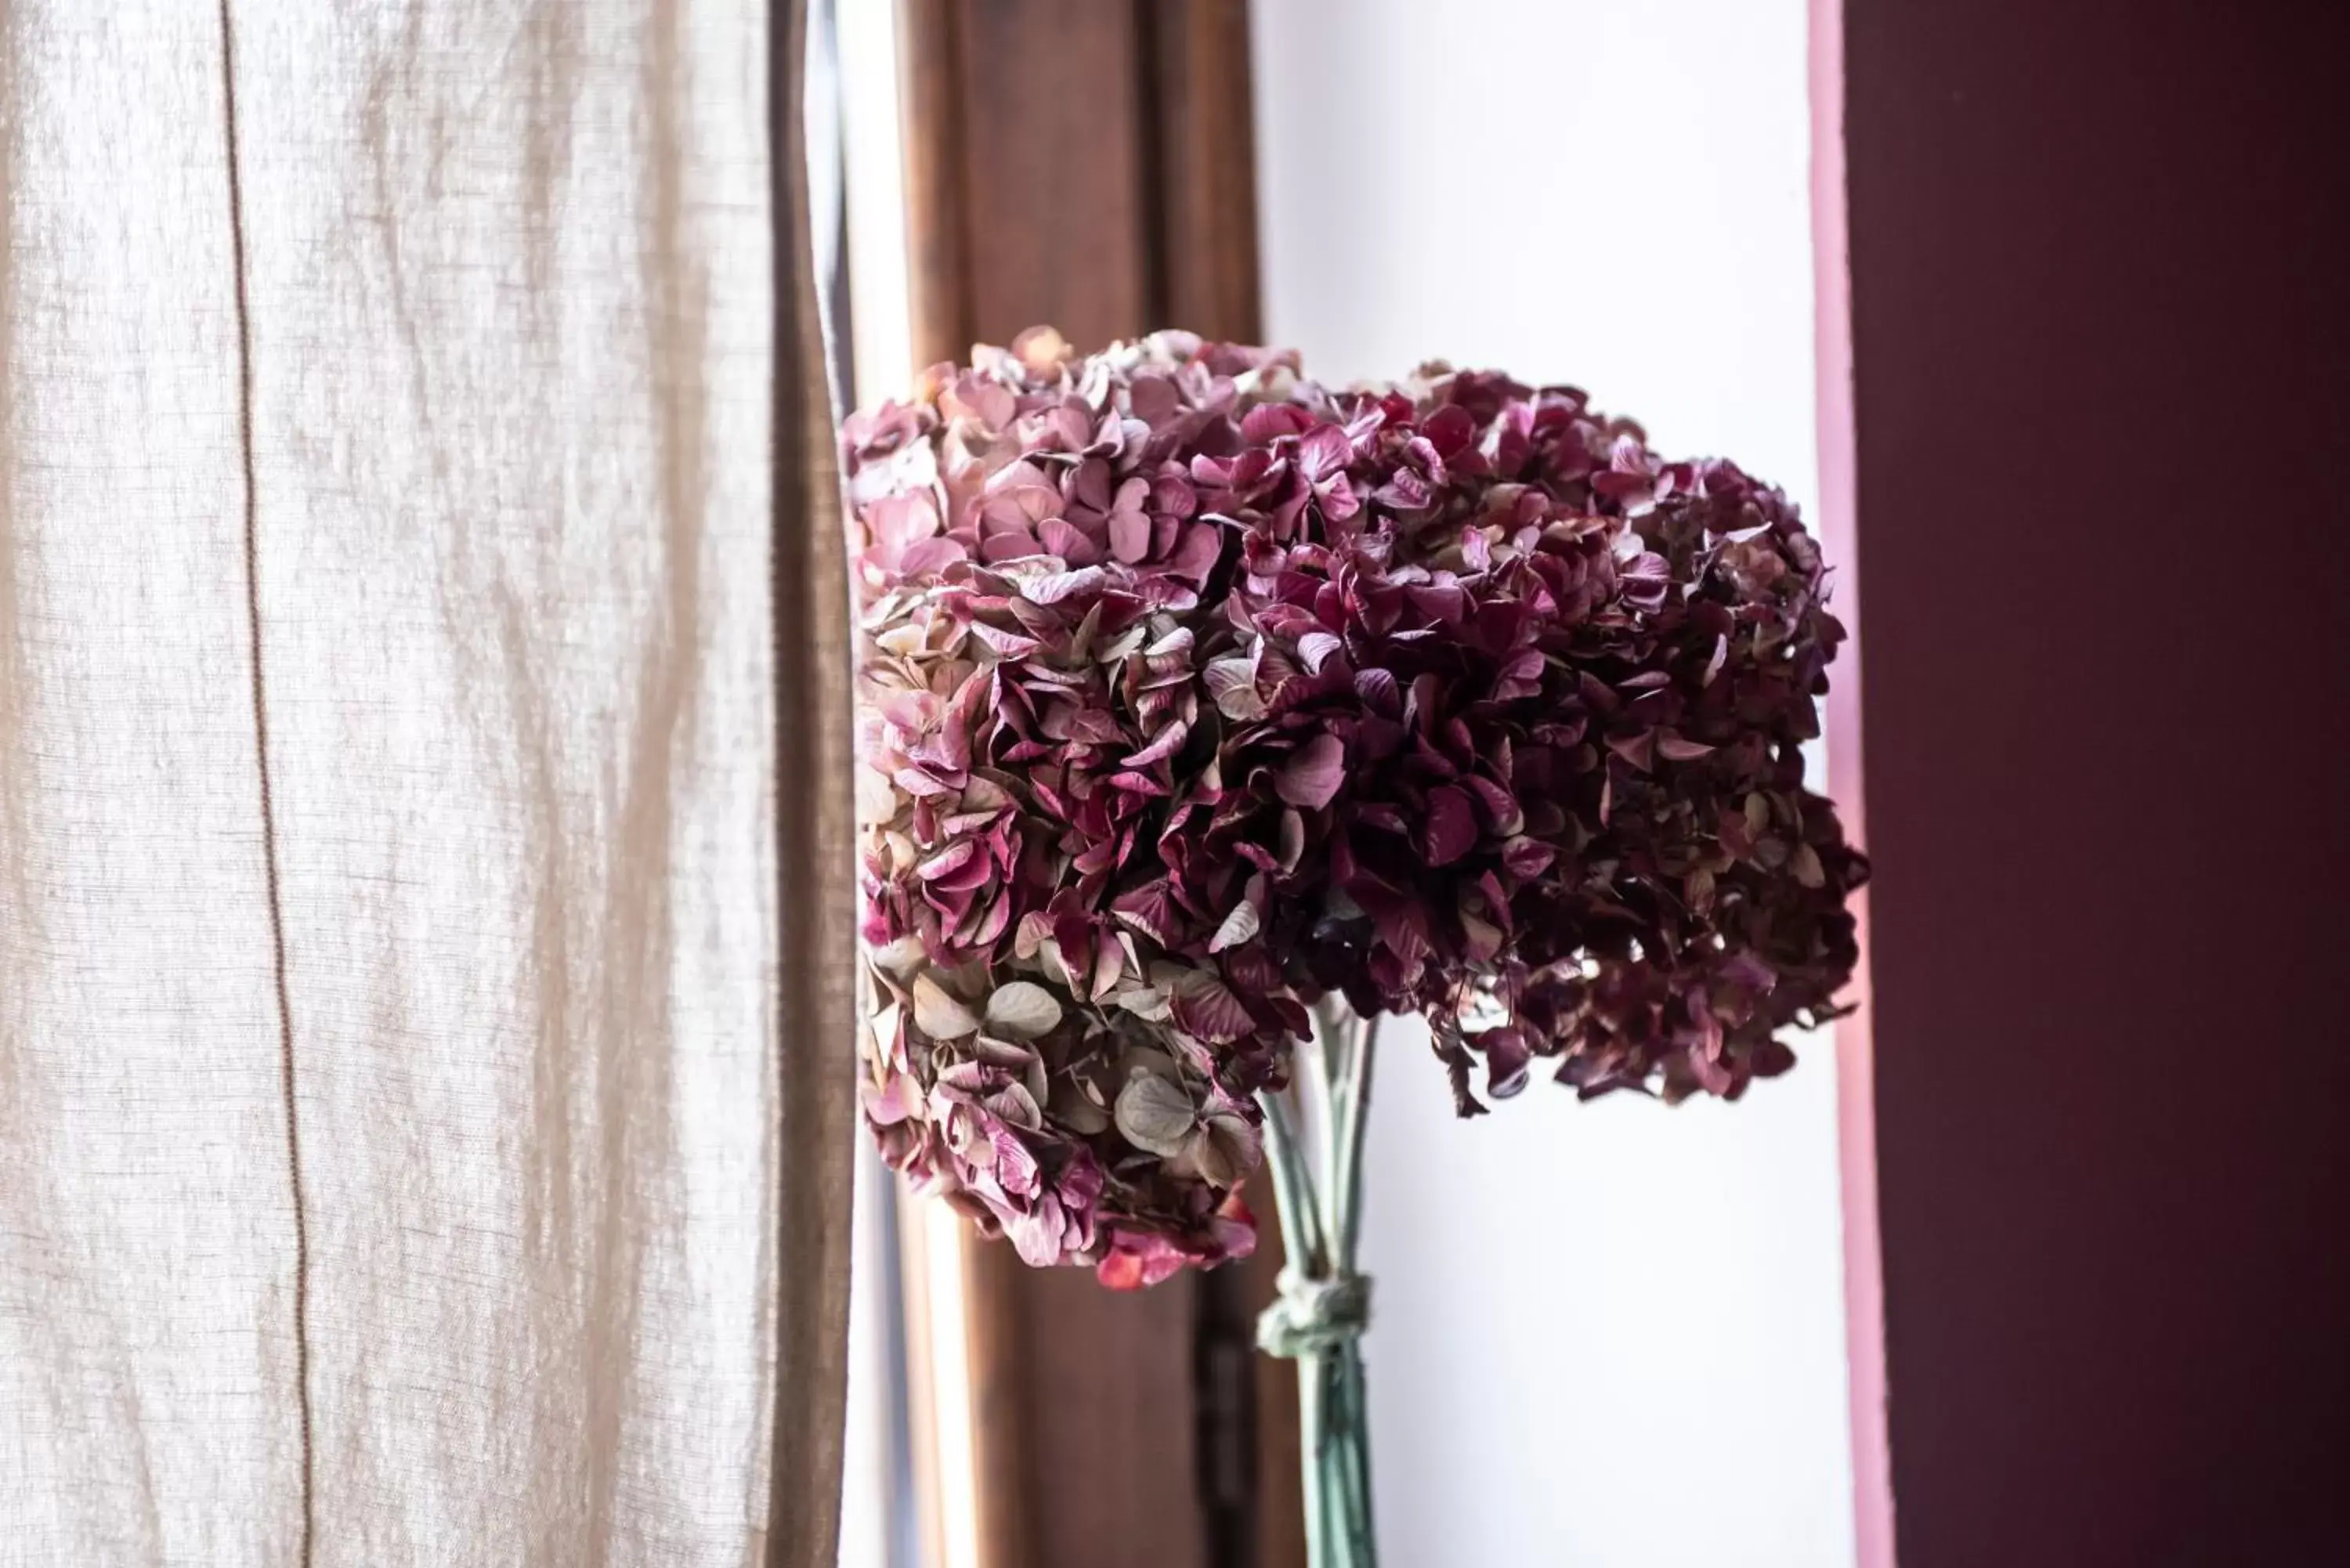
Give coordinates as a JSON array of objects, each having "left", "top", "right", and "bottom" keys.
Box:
[
  {"left": 1140, "top": 0, "right": 1264, "bottom": 346},
  {"left": 898, "top": 0, "right": 1263, "bottom": 354},
  {"left": 899, "top": 0, "right": 1155, "bottom": 357},
  {"left": 895, "top": 0, "right": 973, "bottom": 365},
  {"left": 1206, "top": 1178, "right": 1303, "bottom": 1568},
  {"left": 891, "top": 5, "right": 1292, "bottom": 1566}
]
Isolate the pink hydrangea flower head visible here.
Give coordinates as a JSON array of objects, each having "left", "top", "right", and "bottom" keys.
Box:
[{"left": 847, "top": 333, "right": 1866, "bottom": 1283}]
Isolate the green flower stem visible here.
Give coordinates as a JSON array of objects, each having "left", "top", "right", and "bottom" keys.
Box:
[
  {"left": 1256, "top": 1000, "right": 1380, "bottom": 1568},
  {"left": 1332, "top": 1010, "right": 1379, "bottom": 1265},
  {"left": 1297, "top": 1347, "right": 1333, "bottom": 1568},
  {"left": 1332, "top": 1347, "right": 1375, "bottom": 1560},
  {"left": 1257, "top": 1089, "right": 1327, "bottom": 1277}
]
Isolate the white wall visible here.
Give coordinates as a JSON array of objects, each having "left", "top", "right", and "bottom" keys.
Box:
[{"left": 1249, "top": 5, "right": 1856, "bottom": 1566}]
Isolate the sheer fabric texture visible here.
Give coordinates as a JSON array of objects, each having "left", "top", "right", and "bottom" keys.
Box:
[{"left": 0, "top": 3, "right": 854, "bottom": 1564}]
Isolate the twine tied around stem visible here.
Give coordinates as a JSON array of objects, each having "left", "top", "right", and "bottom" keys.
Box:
[{"left": 1256, "top": 1267, "right": 1373, "bottom": 1359}]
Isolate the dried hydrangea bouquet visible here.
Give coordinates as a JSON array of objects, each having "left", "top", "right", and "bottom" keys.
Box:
[{"left": 847, "top": 328, "right": 1866, "bottom": 1568}]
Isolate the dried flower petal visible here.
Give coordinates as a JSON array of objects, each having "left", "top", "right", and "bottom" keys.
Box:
[
  {"left": 1209, "top": 899, "right": 1260, "bottom": 954},
  {"left": 1275, "top": 734, "right": 1347, "bottom": 811},
  {"left": 912, "top": 974, "right": 981, "bottom": 1040},
  {"left": 1114, "top": 1072, "right": 1197, "bottom": 1159},
  {"left": 984, "top": 981, "right": 1064, "bottom": 1040}
]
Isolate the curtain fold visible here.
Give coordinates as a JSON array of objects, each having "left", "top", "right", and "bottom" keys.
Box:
[{"left": 0, "top": 3, "right": 852, "bottom": 1563}]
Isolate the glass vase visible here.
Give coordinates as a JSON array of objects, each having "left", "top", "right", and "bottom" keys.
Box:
[{"left": 1256, "top": 997, "right": 1380, "bottom": 1568}]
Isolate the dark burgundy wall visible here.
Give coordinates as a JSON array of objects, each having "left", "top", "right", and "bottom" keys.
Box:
[{"left": 1842, "top": 3, "right": 2349, "bottom": 1564}]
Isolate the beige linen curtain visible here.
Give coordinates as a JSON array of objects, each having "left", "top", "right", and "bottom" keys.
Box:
[{"left": 0, "top": 2, "right": 854, "bottom": 1564}]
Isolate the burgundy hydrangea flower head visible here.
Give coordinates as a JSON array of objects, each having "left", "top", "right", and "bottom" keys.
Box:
[{"left": 847, "top": 328, "right": 1866, "bottom": 1284}]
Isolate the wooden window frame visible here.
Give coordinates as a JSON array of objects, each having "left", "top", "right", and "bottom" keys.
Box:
[{"left": 884, "top": 4, "right": 1298, "bottom": 1565}]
